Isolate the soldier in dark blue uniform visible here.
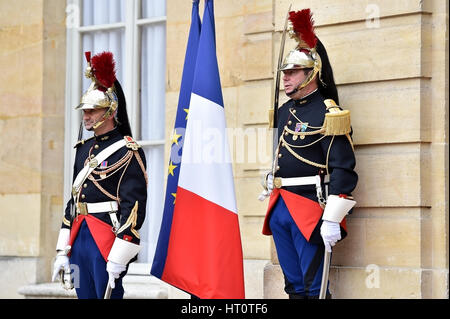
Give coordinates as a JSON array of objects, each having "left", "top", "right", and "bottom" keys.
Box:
[
  {"left": 260, "top": 9, "right": 358, "bottom": 299},
  {"left": 52, "top": 51, "right": 148, "bottom": 299}
]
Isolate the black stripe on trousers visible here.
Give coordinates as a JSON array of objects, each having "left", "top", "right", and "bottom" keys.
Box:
[{"left": 304, "top": 244, "right": 325, "bottom": 295}]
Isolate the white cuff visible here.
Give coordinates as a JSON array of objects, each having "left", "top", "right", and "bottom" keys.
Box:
[
  {"left": 322, "top": 195, "right": 356, "bottom": 223},
  {"left": 56, "top": 228, "right": 70, "bottom": 251},
  {"left": 107, "top": 237, "right": 141, "bottom": 265}
]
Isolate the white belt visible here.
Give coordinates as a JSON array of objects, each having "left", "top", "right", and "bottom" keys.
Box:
[
  {"left": 273, "top": 174, "right": 329, "bottom": 208},
  {"left": 76, "top": 201, "right": 120, "bottom": 230},
  {"left": 273, "top": 175, "right": 329, "bottom": 188},
  {"left": 83, "top": 201, "right": 118, "bottom": 214}
]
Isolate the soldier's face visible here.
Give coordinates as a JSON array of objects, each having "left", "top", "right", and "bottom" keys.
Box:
[
  {"left": 282, "top": 69, "right": 307, "bottom": 94},
  {"left": 83, "top": 108, "right": 107, "bottom": 131}
]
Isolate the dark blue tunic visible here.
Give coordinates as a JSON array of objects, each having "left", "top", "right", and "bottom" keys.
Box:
[
  {"left": 275, "top": 90, "right": 358, "bottom": 204},
  {"left": 61, "top": 127, "right": 147, "bottom": 245}
]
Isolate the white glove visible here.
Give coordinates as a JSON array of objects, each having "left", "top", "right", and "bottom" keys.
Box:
[
  {"left": 106, "top": 260, "right": 127, "bottom": 289},
  {"left": 258, "top": 173, "right": 274, "bottom": 201},
  {"left": 52, "top": 255, "right": 70, "bottom": 282},
  {"left": 320, "top": 220, "right": 341, "bottom": 253}
]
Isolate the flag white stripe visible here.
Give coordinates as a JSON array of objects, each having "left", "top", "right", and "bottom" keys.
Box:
[{"left": 178, "top": 93, "right": 237, "bottom": 214}]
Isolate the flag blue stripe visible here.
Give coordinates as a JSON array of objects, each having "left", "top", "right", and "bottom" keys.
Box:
[
  {"left": 191, "top": 0, "right": 224, "bottom": 108},
  {"left": 151, "top": 0, "right": 201, "bottom": 278}
]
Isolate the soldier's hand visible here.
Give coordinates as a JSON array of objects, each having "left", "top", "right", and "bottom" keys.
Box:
[
  {"left": 52, "top": 255, "right": 70, "bottom": 282},
  {"left": 106, "top": 260, "right": 126, "bottom": 289},
  {"left": 320, "top": 220, "right": 341, "bottom": 252}
]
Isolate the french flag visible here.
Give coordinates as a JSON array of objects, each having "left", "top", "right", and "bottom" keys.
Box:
[{"left": 151, "top": 0, "right": 245, "bottom": 299}]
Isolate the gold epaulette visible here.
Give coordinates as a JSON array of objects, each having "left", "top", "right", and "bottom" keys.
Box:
[
  {"left": 322, "top": 99, "right": 352, "bottom": 136},
  {"left": 124, "top": 136, "right": 141, "bottom": 151},
  {"left": 73, "top": 136, "right": 95, "bottom": 148}
]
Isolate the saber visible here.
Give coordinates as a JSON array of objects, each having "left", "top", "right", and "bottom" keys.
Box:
[
  {"left": 272, "top": 4, "right": 292, "bottom": 156},
  {"left": 319, "top": 249, "right": 331, "bottom": 299},
  {"left": 59, "top": 268, "right": 74, "bottom": 290},
  {"left": 104, "top": 282, "right": 112, "bottom": 299}
]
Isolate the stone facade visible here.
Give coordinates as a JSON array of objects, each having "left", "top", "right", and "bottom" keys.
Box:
[
  {"left": 166, "top": 0, "right": 449, "bottom": 299},
  {"left": 268, "top": 0, "right": 449, "bottom": 299},
  {"left": 0, "top": 0, "right": 447, "bottom": 299},
  {"left": 0, "top": 0, "right": 66, "bottom": 298}
]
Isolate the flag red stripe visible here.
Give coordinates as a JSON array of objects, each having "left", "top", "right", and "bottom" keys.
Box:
[{"left": 162, "top": 186, "right": 245, "bottom": 299}]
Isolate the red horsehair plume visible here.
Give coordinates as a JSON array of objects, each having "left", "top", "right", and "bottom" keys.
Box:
[
  {"left": 90, "top": 51, "right": 117, "bottom": 91},
  {"left": 85, "top": 51, "right": 91, "bottom": 64},
  {"left": 288, "top": 9, "right": 317, "bottom": 49}
]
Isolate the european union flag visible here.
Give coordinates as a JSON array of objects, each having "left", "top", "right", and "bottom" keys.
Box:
[{"left": 151, "top": 0, "right": 201, "bottom": 278}]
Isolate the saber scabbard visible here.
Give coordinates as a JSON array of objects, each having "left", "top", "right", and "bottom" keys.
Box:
[
  {"left": 319, "top": 249, "right": 332, "bottom": 299},
  {"left": 104, "top": 282, "right": 112, "bottom": 299}
]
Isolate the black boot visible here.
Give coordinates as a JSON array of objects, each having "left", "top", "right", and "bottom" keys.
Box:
[
  {"left": 289, "top": 293, "right": 308, "bottom": 299},
  {"left": 307, "top": 293, "right": 332, "bottom": 299}
]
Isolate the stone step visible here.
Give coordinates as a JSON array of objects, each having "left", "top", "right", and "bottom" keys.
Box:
[
  {"left": 18, "top": 263, "right": 168, "bottom": 299},
  {"left": 18, "top": 282, "right": 77, "bottom": 299},
  {"left": 18, "top": 279, "right": 168, "bottom": 299}
]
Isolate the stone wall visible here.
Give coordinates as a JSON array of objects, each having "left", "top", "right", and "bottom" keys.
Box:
[
  {"left": 265, "top": 0, "right": 449, "bottom": 298},
  {"left": 165, "top": 0, "right": 448, "bottom": 299},
  {"left": 0, "top": 0, "right": 66, "bottom": 298},
  {"left": 0, "top": 0, "right": 447, "bottom": 299}
]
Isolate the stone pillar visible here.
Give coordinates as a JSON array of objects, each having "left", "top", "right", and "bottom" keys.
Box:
[{"left": 0, "top": 0, "right": 66, "bottom": 297}]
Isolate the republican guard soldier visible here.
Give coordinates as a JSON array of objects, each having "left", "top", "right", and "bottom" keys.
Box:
[
  {"left": 52, "top": 51, "right": 148, "bottom": 299},
  {"left": 259, "top": 9, "right": 358, "bottom": 299}
]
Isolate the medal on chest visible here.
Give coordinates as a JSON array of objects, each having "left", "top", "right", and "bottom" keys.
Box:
[
  {"left": 100, "top": 161, "right": 108, "bottom": 179},
  {"left": 292, "top": 122, "right": 308, "bottom": 140}
]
